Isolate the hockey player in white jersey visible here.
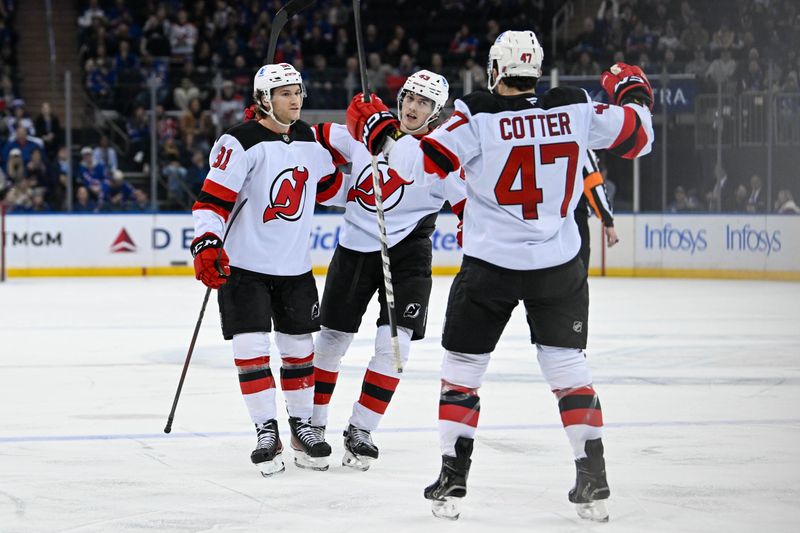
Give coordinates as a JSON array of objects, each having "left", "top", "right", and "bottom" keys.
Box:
[
  {"left": 347, "top": 31, "right": 653, "bottom": 520},
  {"left": 310, "top": 70, "right": 466, "bottom": 470},
  {"left": 576, "top": 149, "right": 618, "bottom": 271},
  {"left": 191, "top": 63, "right": 343, "bottom": 476}
]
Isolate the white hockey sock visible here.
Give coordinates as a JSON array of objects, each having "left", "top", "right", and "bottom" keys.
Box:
[
  {"left": 312, "top": 328, "right": 354, "bottom": 427},
  {"left": 537, "top": 344, "right": 603, "bottom": 458},
  {"left": 438, "top": 350, "right": 490, "bottom": 456},
  {"left": 232, "top": 333, "right": 276, "bottom": 424},
  {"left": 348, "top": 326, "right": 411, "bottom": 431},
  {"left": 275, "top": 332, "right": 315, "bottom": 420}
]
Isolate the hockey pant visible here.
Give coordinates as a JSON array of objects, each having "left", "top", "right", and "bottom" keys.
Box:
[
  {"left": 312, "top": 325, "right": 411, "bottom": 431},
  {"left": 232, "top": 331, "right": 315, "bottom": 424},
  {"left": 438, "top": 344, "right": 603, "bottom": 459}
]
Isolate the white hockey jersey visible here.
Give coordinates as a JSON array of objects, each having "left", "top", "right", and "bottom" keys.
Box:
[
  {"left": 315, "top": 122, "right": 466, "bottom": 252},
  {"left": 388, "top": 87, "right": 653, "bottom": 270},
  {"left": 192, "top": 120, "right": 340, "bottom": 276}
]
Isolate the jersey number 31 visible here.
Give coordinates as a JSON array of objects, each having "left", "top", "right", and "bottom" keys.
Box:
[{"left": 494, "top": 142, "right": 579, "bottom": 220}]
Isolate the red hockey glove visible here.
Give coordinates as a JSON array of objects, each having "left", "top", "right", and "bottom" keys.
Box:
[
  {"left": 191, "top": 232, "right": 230, "bottom": 289},
  {"left": 243, "top": 104, "right": 257, "bottom": 121},
  {"left": 346, "top": 93, "right": 400, "bottom": 154},
  {"left": 601, "top": 63, "right": 653, "bottom": 110}
]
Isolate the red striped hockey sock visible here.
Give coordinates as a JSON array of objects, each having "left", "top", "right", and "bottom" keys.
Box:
[
  {"left": 349, "top": 369, "right": 400, "bottom": 431},
  {"left": 235, "top": 356, "right": 277, "bottom": 423},
  {"left": 280, "top": 353, "right": 315, "bottom": 420},
  {"left": 437, "top": 381, "right": 480, "bottom": 457},
  {"left": 556, "top": 385, "right": 604, "bottom": 458},
  {"left": 312, "top": 366, "right": 339, "bottom": 426}
]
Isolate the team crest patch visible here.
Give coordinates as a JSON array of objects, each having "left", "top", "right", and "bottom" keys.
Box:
[
  {"left": 573, "top": 321, "right": 583, "bottom": 333},
  {"left": 403, "top": 303, "right": 421, "bottom": 319}
]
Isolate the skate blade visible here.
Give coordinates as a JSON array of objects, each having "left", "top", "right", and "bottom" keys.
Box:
[
  {"left": 255, "top": 454, "right": 285, "bottom": 477},
  {"left": 292, "top": 449, "right": 330, "bottom": 471},
  {"left": 431, "top": 497, "right": 461, "bottom": 520},
  {"left": 576, "top": 500, "right": 609, "bottom": 522},
  {"left": 342, "top": 450, "right": 373, "bottom": 471}
]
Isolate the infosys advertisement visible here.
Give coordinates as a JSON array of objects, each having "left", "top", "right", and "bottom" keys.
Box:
[{"left": 3, "top": 213, "right": 798, "bottom": 279}]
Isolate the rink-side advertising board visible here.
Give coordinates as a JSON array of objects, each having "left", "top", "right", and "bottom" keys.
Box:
[
  {"left": 3, "top": 213, "right": 798, "bottom": 280},
  {"left": 2, "top": 213, "right": 464, "bottom": 277}
]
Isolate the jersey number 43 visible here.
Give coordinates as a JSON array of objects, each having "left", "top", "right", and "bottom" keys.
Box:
[{"left": 494, "top": 142, "right": 579, "bottom": 220}]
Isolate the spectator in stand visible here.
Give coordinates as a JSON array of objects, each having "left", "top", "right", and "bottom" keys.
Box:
[
  {"left": 739, "top": 58, "right": 765, "bottom": 91},
  {"left": 661, "top": 48, "right": 682, "bottom": 74},
  {"left": 185, "top": 148, "right": 208, "bottom": 197},
  {"left": 6, "top": 100, "right": 35, "bottom": 137},
  {"left": 33, "top": 102, "right": 61, "bottom": 159},
  {"left": 706, "top": 49, "right": 738, "bottom": 90},
  {"left": 169, "top": 9, "right": 197, "bottom": 58},
  {"left": 625, "top": 21, "right": 656, "bottom": 59},
  {"left": 103, "top": 169, "right": 136, "bottom": 212},
  {"left": 211, "top": 80, "right": 244, "bottom": 131},
  {"left": 681, "top": 20, "right": 710, "bottom": 54},
  {"left": 46, "top": 146, "right": 70, "bottom": 210},
  {"left": 25, "top": 148, "right": 48, "bottom": 189},
  {"left": 77, "top": 0, "right": 106, "bottom": 30},
  {"left": 127, "top": 105, "right": 150, "bottom": 163},
  {"left": 3, "top": 125, "right": 43, "bottom": 164},
  {"left": 112, "top": 40, "right": 140, "bottom": 73},
  {"left": 30, "top": 189, "right": 52, "bottom": 212},
  {"left": 174, "top": 77, "right": 201, "bottom": 112},
  {"left": 363, "top": 24, "right": 382, "bottom": 55},
  {"left": 774, "top": 189, "right": 800, "bottom": 214},
  {"left": 73, "top": 185, "right": 98, "bottom": 213},
  {"left": 85, "top": 58, "right": 114, "bottom": 109},
  {"left": 732, "top": 184, "right": 748, "bottom": 212},
  {"left": 448, "top": 24, "right": 479, "bottom": 61},
  {"left": 93, "top": 135, "right": 118, "bottom": 178},
  {"left": 179, "top": 97, "right": 213, "bottom": 153},
  {"left": 164, "top": 153, "right": 189, "bottom": 209},
  {"left": 307, "top": 55, "right": 337, "bottom": 108},
  {"left": 709, "top": 20, "right": 740, "bottom": 53},
  {"left": 141, "top": 7, "right": 171, "bottom": 57},
  {"left": 333, "top": 27, "right": 352, "bottom": 67},
  {"left": 462, "top": 57, "right": 487, "bottom": 89},
  {"left": 571, "top": 17, "right": 603, "bottom": 60},
  {"left": 5, "top": 147, "right": 25, "bottom": 181},
  {"left": 746, "top": 173, "right": 766, "bottom": 213},
  {"left": 706, "top": 163, "right": 736, "bottom": 212},
  {"left": 366, "top": 52, "right": 391, "bottom": 100},
  {"left": 130, "top": 188, "right": 151, "bottom": 211},
  {"left": 685, "top": 48, "right": 710, "bottom": 78},
  {"left": 657, "top": 20, "right": 681, "bottom": 53},
  {"left": 669, "top": 186, "right": 692, "bottom": 212},
  {"left": 569, "top": 51, "right": 601, "bottom": 76},
  {"left": 76, "top": 146, "right": 106, "bottom": 201}
]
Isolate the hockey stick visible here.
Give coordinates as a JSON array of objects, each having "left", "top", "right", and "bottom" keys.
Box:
[
  {"left": 164, "top": 198, "right": 248, "bottom": 434},
  {"left": 267, "top": 0, "right": 315, "bottom": 64},
  {"left": 353, "top": 0, "right": 403, "bottom": 373}
]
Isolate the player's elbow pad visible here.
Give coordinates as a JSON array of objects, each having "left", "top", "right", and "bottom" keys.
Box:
[
  {"left": 421, "top": 137, "right": 460, "bottom": 178},
  {"left": 608, "top": 107, "right": 651, "bottom": 160}
]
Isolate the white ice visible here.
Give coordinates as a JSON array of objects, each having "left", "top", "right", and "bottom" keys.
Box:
[{"left": 1, "top": 275, "right": 799, "bottom": 532}]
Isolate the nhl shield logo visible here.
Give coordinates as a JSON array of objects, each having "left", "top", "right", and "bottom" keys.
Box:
[
  {"left": 573, "top": 321, "right": 583, "bottom": 333},
  {"left": 403, "top": 303, "right": 422, "bottom": 319}
]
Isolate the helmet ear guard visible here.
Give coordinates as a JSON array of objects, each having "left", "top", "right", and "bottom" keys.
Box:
[
  {"left": 397, "top": 69, "right": 450, "bottom": 133},
  {"left": 487, "top": 30, "right": 544, "bottom": 92}
]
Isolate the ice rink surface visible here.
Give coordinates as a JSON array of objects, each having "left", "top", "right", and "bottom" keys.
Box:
[{"left": 1, "top": 275, "right": 799, "bottom": 532}]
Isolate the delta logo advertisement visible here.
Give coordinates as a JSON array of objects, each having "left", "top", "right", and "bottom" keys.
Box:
[{"left": 110, "top": 228, "right": 137, "bottom": 253}]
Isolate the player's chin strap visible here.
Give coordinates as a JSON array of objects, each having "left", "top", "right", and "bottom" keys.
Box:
[{"left": 257, "top": 100, "right": 297, "bottom": 128}]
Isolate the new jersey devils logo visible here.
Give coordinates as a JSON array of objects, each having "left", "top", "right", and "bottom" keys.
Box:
[
  {"left": 263, "top": 166, "right": 309, "bottom": 222},
  {"left": 346, "top": 161, "right": 413, "bottom": 212}
]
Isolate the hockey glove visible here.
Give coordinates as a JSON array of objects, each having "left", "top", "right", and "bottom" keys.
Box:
[
  {"left": 191, "top": 232, "right": 230, "bottom": 289},
  {"left": 346, "top": 93, "right": 401, "bottom": 155},
  {"left": 601, "top": 63, "right": 653, "bottom": 110}
]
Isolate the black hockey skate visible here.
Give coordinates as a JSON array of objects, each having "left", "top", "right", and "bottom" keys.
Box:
[
  {"left": 424, "top": 436, "right": 473, "bottom": 520},
  {"left": 251, "top": 419, "right": 284, "bottom": 477},
  {"left": 288, "top": 417, "right": 331, "bottom": 471},
  {"left": 568, "top": 438, "right": 610, "bottom": 522},
  {"left": 342, "top": 424, "right": 379, "bottom": 471}
]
